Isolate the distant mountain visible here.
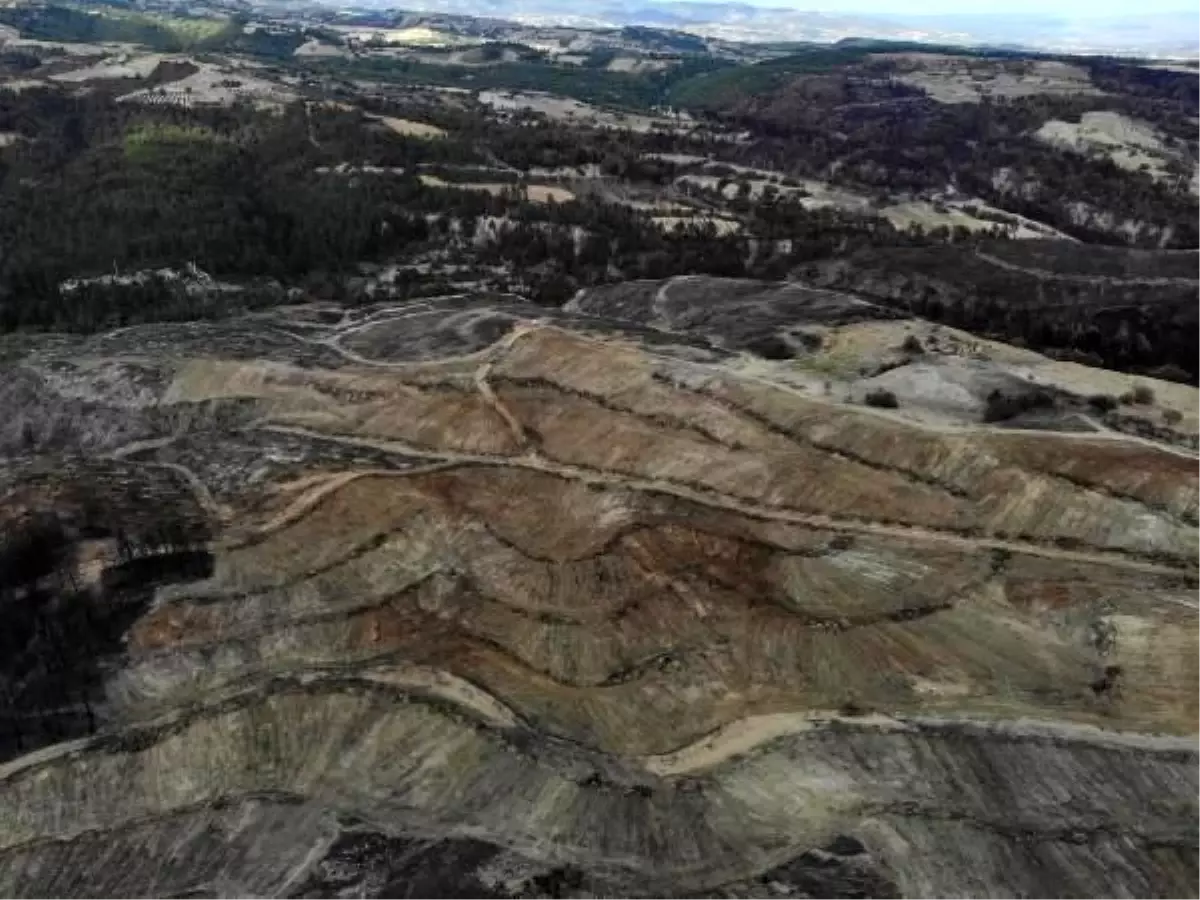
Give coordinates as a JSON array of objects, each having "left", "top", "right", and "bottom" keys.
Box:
[{"left": 337, "top": 0, "right": 1200, "bottom": 57}]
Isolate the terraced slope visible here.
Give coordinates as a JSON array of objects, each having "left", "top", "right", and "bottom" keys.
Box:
[{"left": 0, "top": 289, "right": 1196, "bottom": 898}]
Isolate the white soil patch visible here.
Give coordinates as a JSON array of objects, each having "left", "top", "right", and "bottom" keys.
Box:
[
  {"left": 878, "top": 200, "right": 1071, "bottom": 239},
  {"left": 362, "top": 664, "right": 519, "bottom": 728},
  {"left": 377, "top": 115, "right": 446, "bottom": 139},
  {"left": 606, "top": 56, "right": 670, "bottom": 73},
  {"left": 316, "top": 163, "right": 406, "bottom": 175},
  {"left": 947, "top": 200, "right": 1077, "bottom": 240},
  {"left": 881, "top": 201, "right": 1011, "bottom": 235},
  {"left": 118, "top": 63, "right": 296, "bottom": 108},
  {"left": 0, "top": 78, "right": 46, "bottom": 92},
  {"left": 419, "top": 173, "right": 467, "bottom": 189},
  {"left": 1, "top": 37, "right": 111, "bottom": 55},
  {"left": 625, "top": 199, "right": 696, "bottom": 214},
  {"left": 333, "top": 25, "right": 472, "bottom": 48},
  {"left": 676, "top": 165, "right": 1068, "bottom": 236},
  {"left": 644, "top": 152, "right": 709, "bottom": 166},
  {"left": 480, "top": 88, "right": 593, "bottom": 119},
  {"left": 1035, "top": 111, "right": 1183, "bottom": 185},
  {"left": 675, "top": 171, "right": 873, "bottom": 212},
  {"left": 49, "top": 52, "right": 167, "bottom": 82},
  {"left": 527, "top": 163, "right": 603, "bottom": 178},
  {"left": 1141, "top": 63, "right": 1199, "bottom": 75},
  {"left": 293, "top": 39, "right": 349, "bottom": 59},
  {"left": 794, "top": 179, "right": 873, "bottom": 212},
  {"left": 418, "top": 174, "right": 574, "bottom": 203},
  {"left": 526, "top": 184, "right": 575, "bottom": 203},
  {"left": 73, "top": 539, "right": 120, "bottom": 589},
  {"left": 385, "top": 26, "right": 454, "bottom": 45},
  {"left": 639, "top": 712, "right": 899, "bottom": 775},
  {"left": 606, "top": 56, "right": 639, "bottom": 72},
  {"left": 861, "top": 359, "right": 992, "bottom": 421},
  {"left": 798, "top": 320, "right": 1042, "bottom": 387}
]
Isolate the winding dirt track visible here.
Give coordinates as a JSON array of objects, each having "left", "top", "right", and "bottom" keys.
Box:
[
  {"left": 229, "top": 319, "right": 1194, "bottom": 574},
  {"left": 257, "top": 422, "right": 1190, "bottom": 578},
  {"left": 325, "top": 316, "right": 1200, "bottom": 460},
  {"left": 974, "top": 249, "right": 1200, "bottom": 287},
  {"left": 637, "top": 710, "right": 1200, "bottom": 776},
  {"left": 103, "top": 317, "right": 1196, "bottom": 574}
]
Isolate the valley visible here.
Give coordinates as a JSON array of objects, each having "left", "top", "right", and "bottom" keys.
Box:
[{"left": 0, "top": 1, "right": 1197, "bottom": 896}]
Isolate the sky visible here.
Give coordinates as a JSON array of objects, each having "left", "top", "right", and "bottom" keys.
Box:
[{"left": 752, "top": 0, "right": 1197, "bottom": 15}]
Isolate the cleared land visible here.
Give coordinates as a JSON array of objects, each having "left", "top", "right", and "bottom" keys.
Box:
[
  {"left": 880, "top": 200, "right": 1061, "bottom": 238},
  {"left": 0, "top": 287, "right": 1195, "bottom": 897},
  {"left": 48, "top": 52, "right": 168, "bottom": 81},
  {"left": 877, "top": 54, "right": 1105, "bottom": 104},
  {"left": 479, "top": 88, "right": 686, "bottom": 132},
  {"left": 418, "top": 174, "right": 574, "bottom": 202},
  {"left": 651, "top": 214, "right": 741, "bottom": 234},
  {"left": 1035, "top": 110, "right": 1194, "bottom": 190},
  {"left": 117, "top": 62, "right": 296, "bottom": 108}
]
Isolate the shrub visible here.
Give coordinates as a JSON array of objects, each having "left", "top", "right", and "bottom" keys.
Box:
[
  {"left": 1120, "top": 384, "right": 1155, "bottom": 405},
  {"left": 900, "top": 334, "right": 924, "bottom": 355},
  {"left": 984, "top": 390, "right": 1015, "bottom": 423},
  {"left": 1086, "top": 393, "right": 1118, "bottom": 413},
  {"left": 863, "top": 388, "right": 899, "bottom": 408},
  {"left": 1090, "top": 664, "right": 1123, "bottom": 697},
  {"left": 983, "top": 388, "right": 1054, "bottom": 423},
  {"left": 1164, "top": 409, "right": 1183, "bottom": 426},
  {"left": 745, "top": 335, "right": 794, "bottom": 360}
]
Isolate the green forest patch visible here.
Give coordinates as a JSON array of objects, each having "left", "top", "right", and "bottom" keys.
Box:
[
  {"left": 0, "top": 3, "right": 236, "bottom": 51},
  {"left": 122, "top": 123, "right": 226, "bottom": 162}
]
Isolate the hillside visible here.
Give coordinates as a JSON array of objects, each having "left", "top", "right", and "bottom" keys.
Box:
[
  {"left": 0, "top": 283, "right": 1196, "bottom": 897},
  {"left": 1, "top": 3, "right": 1198, "bottom": 894}
]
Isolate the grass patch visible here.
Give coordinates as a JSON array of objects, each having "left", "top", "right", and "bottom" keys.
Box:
[{"left": 122, "top": 123, "right": 224, "bottom": 161}]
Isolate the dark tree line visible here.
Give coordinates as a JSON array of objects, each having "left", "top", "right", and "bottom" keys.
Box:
[
  {"left": 0, "top": 475, "right": 212, "bottom": 763},
  {"left": 0, "top": 85, "right": 948, "bottom": 330},
  {"left": 809, "top": 242, "right": 1198, "bottom": 382},
  {"left": 693, "top": 67, "right": 1199, "bottom": 249}
]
